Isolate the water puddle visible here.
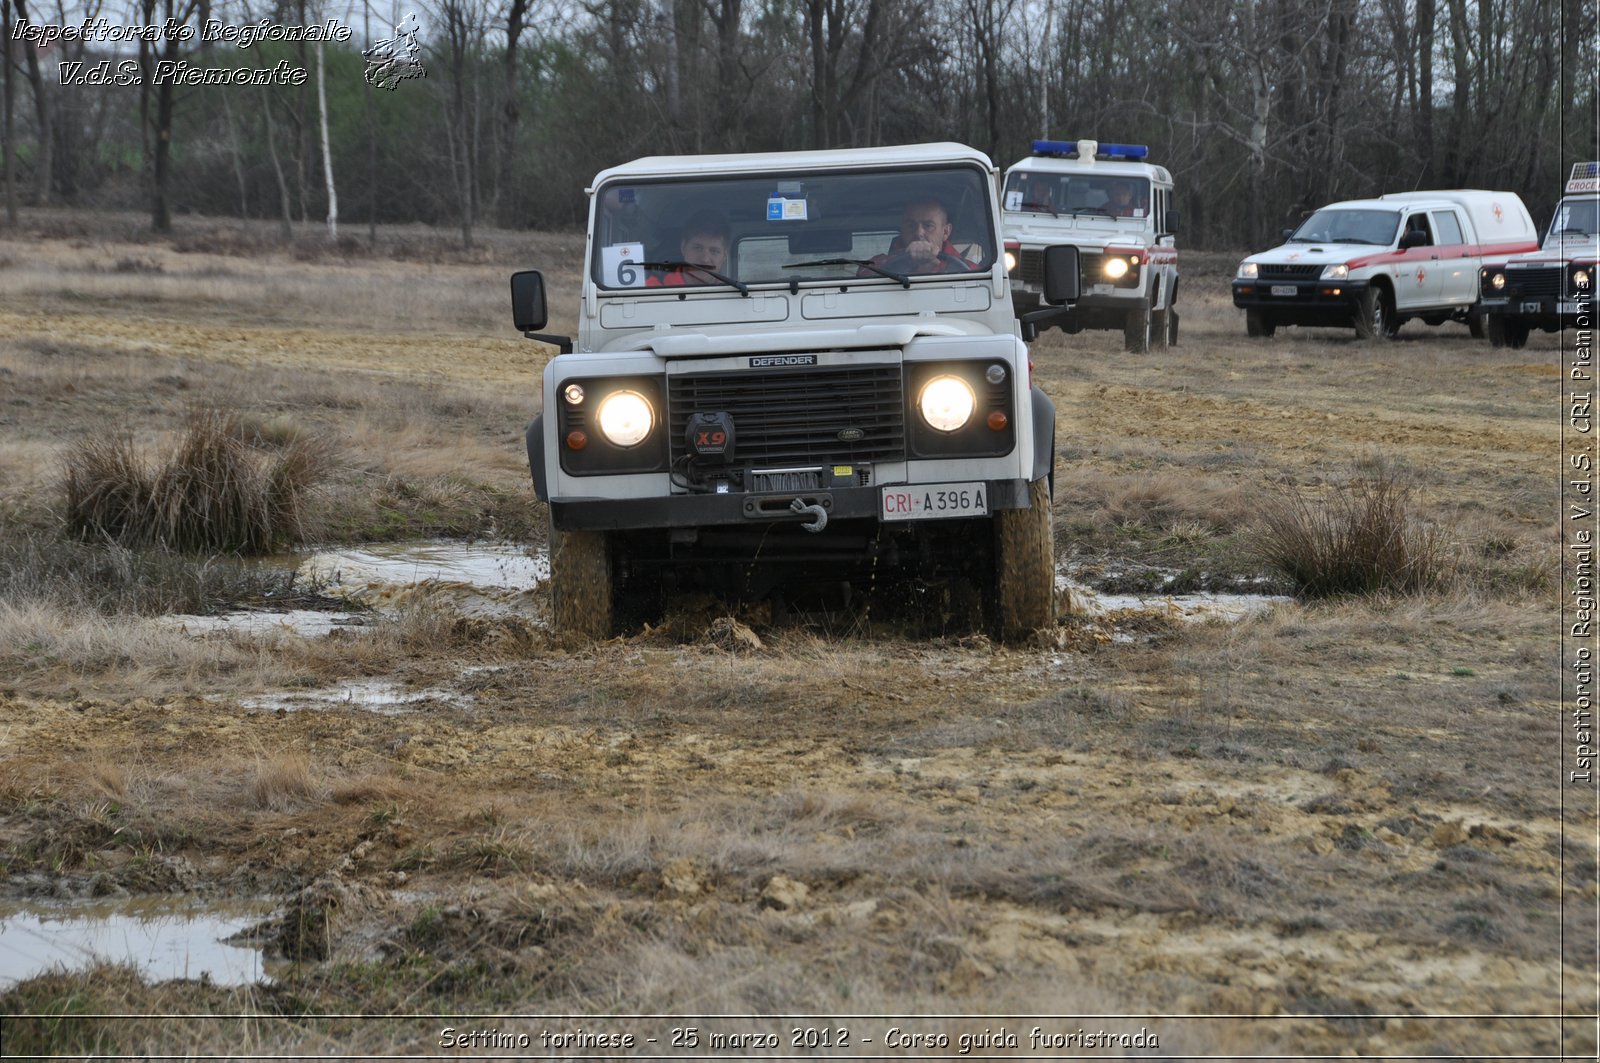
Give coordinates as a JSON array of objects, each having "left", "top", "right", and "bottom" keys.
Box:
[
  {"left": 0, "top": 897, "right": 278, "bottom": 987},
  {"left": 240, "top": 677, "right": 463, "bottom": 715},
  {"left": 1058, "top": 563, "right": 1290, "bottom": 635},
  {"left": 162, "top": 609, "right": 369, "bottom": 639}
]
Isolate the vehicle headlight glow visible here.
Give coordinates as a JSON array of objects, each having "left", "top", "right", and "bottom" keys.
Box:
[
  {"left": 917, "top": 376, "right": 976, "bottom": 433},
  {"left": 1490, "top": 272, "right": 1506, "bottom": 290},
  {"left": 1238, "top": 262, "right": 1258, "bottom": 280},
  {"left": 562, "top": 383, "right": 585, "bottom": 405},
  {"left": 1104, "top": 257, "right": 1129, "bottom": 280},
  {"left": 1004, "top": 250, "right": 1017, "bottom": 272},
  {"left": 1576, "top": 268, "right": 1592, "bottom": 289},
  {"left": 1321, "top": 264, "right": 1349, "bottom": 279},
  {"left": 596, "top": 390, "right": 654, "bottom": 448}
]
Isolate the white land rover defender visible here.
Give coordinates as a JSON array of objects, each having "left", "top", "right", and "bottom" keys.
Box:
[
  {"left": 1478, "top": 163, "right": 1600, "bottom": 349},
  {"left": 1001, "top": 140, "right": 1179, "bottom": 352},
  {"left": 510, "top": 143, "right": 1079, "bottom": 640}
]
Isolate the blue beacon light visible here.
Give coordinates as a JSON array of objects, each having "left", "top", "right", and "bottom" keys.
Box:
[{"left": 1031, "top": 139, "right": 1149, "bottom": 160}]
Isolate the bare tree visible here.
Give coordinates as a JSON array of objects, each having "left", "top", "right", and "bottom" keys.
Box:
[{"left": 1, "top": 0, "right": 15, "bottom": 223}]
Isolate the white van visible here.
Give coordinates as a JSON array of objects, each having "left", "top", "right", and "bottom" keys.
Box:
[{"left": 1232, "top": 190, "right": 1539, "bottom": 339}]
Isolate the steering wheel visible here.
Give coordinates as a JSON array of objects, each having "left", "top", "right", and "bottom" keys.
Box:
[{"left": 879, "top": 250, "right": 965, "bottom": 274}]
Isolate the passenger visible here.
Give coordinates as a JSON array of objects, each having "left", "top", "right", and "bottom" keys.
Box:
[
  {"left": 647, "top": 211, "right": 731, "bottom": 286},
  {"left": 1105, "top": 181, "right": 1140, "bottom": 217},
  {"left": 864, "top": 198, "right": 977, "bottom": 275}
]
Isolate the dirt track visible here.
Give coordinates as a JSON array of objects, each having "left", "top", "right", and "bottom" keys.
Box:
[{"left": 0, "top": 227, "right": 1588, "bottom": 1059}]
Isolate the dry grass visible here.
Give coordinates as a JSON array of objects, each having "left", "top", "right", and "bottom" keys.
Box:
[
  {"left": 247, "top": 752, "right": 324, "bottom": 811},
  {"left": 1253, "top": 462, "right": 1456, "bottom": 597},
  {"left": 63, "top": 408, "right": 331, "bottom": 554}
]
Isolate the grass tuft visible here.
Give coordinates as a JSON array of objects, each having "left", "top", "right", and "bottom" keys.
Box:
[
  {"left": 1253, "top": 465, "right": 1455, "bottom": 597},
  {"left": 62, "top": 408, "right": 330, "bottom": 554}
]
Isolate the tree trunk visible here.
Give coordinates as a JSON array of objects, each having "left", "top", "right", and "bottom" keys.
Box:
[
  {"left": 1, "top": 0, "right": 17, "bottom": 224},
  {"left": 316, "top": 40, "right": 337, "bottom": 241},
  {"left": 14, "top": 0, "right": 51, "bottom": 206}
]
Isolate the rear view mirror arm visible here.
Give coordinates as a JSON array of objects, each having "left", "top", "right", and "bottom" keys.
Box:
[{"left": 522, "top": 332, "right": 573, "bottom": 354}]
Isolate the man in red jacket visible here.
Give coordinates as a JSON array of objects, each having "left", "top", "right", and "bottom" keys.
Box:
[
  {"left": 866, "top": 199, "right": 977, "bottom": 275},
  {"left": 646, "top": 212, "right": 731, "bottom": 287}
]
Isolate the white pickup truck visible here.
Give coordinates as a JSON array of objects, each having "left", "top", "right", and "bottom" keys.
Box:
[
  {"left": 509, "top": 143, "right": 1079, "bottom": 640},
  {"left": 1232, "top": 189, "right": 1539, "bottom": 340},
  {"left": 1477, "top": 163, "right": 1599, "bottom": 348}
]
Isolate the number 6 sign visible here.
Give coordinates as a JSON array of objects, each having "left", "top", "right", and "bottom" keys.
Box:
[{"left": 601, "top": 244, "right": 647, "bottom": 288}]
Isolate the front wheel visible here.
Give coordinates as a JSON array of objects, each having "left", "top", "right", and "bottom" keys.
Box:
[
  {"left": 1486, "top": 313, "right": 1529, "bottom": 350},
  {"left": 990, "top": 478, "right": 1056, "bottom": 641},
  {"left": 1124, "top": 302, "right": 1152, "bottom": 353},
  {"left": 1355, "top": 287, "right": 1397, "bottom": 340},
  {"left": 548, "top": 522, "right": 615, "bottom": 642},
  {"left": 1245, "top": 309, "right": 1275, "bottom": 338}
]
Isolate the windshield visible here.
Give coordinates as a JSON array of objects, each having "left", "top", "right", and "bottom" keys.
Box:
[
  {"left": 1289, "top": 208, "right": 1400, "bottom": 246},
  {"left": 591, "top": 164, "right": 995, "bottom": 290},
  {"left": 1547, "top": 197, "right": 1599, "bottom": 243},
  {"left": 1002, "top": 172, "right": 1151, "bottom": 220}
]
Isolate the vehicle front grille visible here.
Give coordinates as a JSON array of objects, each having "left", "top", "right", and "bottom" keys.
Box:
[
  {"left": 1258, "top": 263, "right": 1322, "bottom": 280},
  {"left": 1505, "top": 266, "right": 1564, "bottom": 299},
  {"left": 668, "top": 365, "right": 905, "bottom": 469}
]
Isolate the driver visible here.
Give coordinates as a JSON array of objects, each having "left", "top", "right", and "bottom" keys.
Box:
[
  {"left": 646, "top": 211, "right": 731, "bottom": 286},
  {"left": 864, "top": 199, "right": 977, "bottom": 275}
]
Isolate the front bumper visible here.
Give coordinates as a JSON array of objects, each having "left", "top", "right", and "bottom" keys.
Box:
[
  {"left": 1231, "top": 277, "right": 1370, "bottom": 324},
  {"left": 1480, "top": 294, "right": 1591, "bottom": 320},
  {"left": 549, "top": 478, "right": 1033, "bottom": 531}
]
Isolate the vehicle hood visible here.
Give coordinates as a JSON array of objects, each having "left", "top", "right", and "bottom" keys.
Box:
[
  {"left": 1495, "top": 235, "right": 1600, "bottom": 267},
  {"left": 1241, "top": 244, "right": 1386, "bottom": 267},
  {"left": 596, "top": 319, "right": 998, "bottom": 358}
]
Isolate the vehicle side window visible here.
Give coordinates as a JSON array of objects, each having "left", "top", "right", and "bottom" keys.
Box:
[
  {"left": 1433, "top": 210, "right": 1465, "bottom": 246},
  {"left": 1404, "top": 213, "right": 1434, "bottom": 246}
]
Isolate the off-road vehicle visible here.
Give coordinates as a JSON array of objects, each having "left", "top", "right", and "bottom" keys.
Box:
[
  {"left": 510, "top": 143, "right": 1078, "bottom": 640},
  {"left": 1478, "top": 163, "right": 1599, "bottom": 348},
  {"left": 1001, "top": 139, "right": 1179, "bottom": 352}
]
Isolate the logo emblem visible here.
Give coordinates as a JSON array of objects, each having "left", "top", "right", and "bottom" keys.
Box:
[
  {"left": 1416, "top": 268, "right": 1427, "bottom": 285},
  {"left": 837, "top": 428, "right": 865, "bottom": 442},
  {"left": 749, "top": 355, "right": 817, "bottom": 368},
  {"left": 364, "top": 13, "right": 426, "bottom": 90}
]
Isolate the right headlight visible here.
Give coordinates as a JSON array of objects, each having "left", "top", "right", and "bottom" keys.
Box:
[
  {"left": 1321, "top": 264, "right": 1349, "bottom": 279},
  {"left": 1490, "top": 272, "right": 1506, "bottom": 290},
  {"left": 917, "top": 376, "right": 976, "bottom": 433},
  {"left": 1237, "top": 262, "right": 1258, "bottom": 280},
  {"left": 596, "top": 390, "right": 654, "bottom": 448}
]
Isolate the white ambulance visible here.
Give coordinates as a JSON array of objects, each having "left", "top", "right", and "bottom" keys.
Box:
[
  {"left": 1001, "top": 140, "right": 1179, "bottom": 352},
  {"left": 1477, "top": 163, "right": 1600, "bottom": 348},
  {"left": 1232, "top": 189, "right": 1539, "bottom": 339}
]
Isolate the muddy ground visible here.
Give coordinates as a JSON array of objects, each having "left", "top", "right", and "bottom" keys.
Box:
[{"left": 0, "top": 214, "right": 1591, "bottom": 1059}]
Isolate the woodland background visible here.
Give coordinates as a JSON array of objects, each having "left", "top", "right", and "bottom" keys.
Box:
[{"left": 1, "top": 0, "right": 1596, "bottom": 250}]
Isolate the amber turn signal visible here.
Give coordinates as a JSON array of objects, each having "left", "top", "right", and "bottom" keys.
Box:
[
  {"left": 565, "top": 430, "right": 588, "bottom": 450},
  {"left": 986, "top": 410, "right": 1009, "bottom": 432}
]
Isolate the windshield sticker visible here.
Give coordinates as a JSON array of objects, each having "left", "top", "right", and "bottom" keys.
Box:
[
  {"left": 767, "top": 197, "right": 808, "bottom": 222},
  {"left": 1005, "top": 190, "right": 1023, "bottom": 211},
  {"left": 600, "top": 243, "right": 647, "bottom": 288}
]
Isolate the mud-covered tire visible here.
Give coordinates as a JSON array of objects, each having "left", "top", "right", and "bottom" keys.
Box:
[
  {"left": 992, "top": 477, "right": 1055, "bottom": 641},
  {"left": 1151, "top": 305, "right": 1170, "bottom": 350},
  {"left": 1466, "top": 307, "right": 1486, "bottom": 339},
  {"left": 1124, "top": 302, "right": 1152, "bottom": 353},
  {"left": 1166, "top": 308, "right": 1180, "bottom": 346},
  {"left": 548, "top": 522, "right": 614, "bottom": 641},
  {"left": 1245, "top": 309, "right": 1275, "bottom": 338},
  {"left": 1355, "top": 286, "right": 1397, "bottom": 340}
]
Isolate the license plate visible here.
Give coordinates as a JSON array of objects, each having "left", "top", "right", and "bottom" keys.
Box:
[
  {"left": 1270, "top": 285, "right": 1297, "bottom": 296},
  {"left": 1522, "top": 301, "right": 1542, "bottom": 313},
  {"left": 881, "top": 482, "right": 988, "bottom": 521}
]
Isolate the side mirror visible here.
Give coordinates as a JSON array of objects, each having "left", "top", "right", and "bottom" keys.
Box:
[
  {"left": 1165, "top": 210, "right": 1180, "bottom": 236},
  {"left": 1281, "top": 227, "right": 1295, "bottom": 242},
  {"left": 1400, "top": 229, "right": 1427, "bottom": 250},
  {"left": 1042, "top": 244, "right": 1080, "bottom": 305},
  {"left": 510, "top": 269, "right": 574, "bottom": 353},
  {"left": 511, "top": 270, "right": 548, "bottom": 332}
]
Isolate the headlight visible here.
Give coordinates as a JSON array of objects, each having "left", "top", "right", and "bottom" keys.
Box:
[
  {"left": 917, "top": 376, "right": 976, "bottom": 433},
  {"left": 1004, "top": 250, "right": 1018, "bottom": 272},
  {"left": 1321, "top": 264, "right": 1349, "bottom": 279},
  {"left": 1576, "top": 268, "right": 1592, "bottom": 289},
  {"left": 596, "top": 390, "right": 653, "bottom": 447},
  {"left": 1490, "top": 272, "right": 1506, "bottom": 290},
  {"left": 1238, "top": 262, "right": 1258, "bottom": 279},
  {"left": 1104, "top": 257, "right": 1129, "bottom": 279}
]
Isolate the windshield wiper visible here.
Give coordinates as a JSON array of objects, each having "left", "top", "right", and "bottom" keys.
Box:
[
  {"left": 1330, "top": 237, "right": 1380, "bottom": 244},
  {"left": 1553, "top": 227, "right": 1593, "bottom": 238},
  {"left": 782, "top": 257, "right": 911, "bottom": 288},
  {"left": 636, "top": 259, "right": 749, "bottom": 296},
  {"left": 1064, "top": 204, "right": 1113, "bottom": 218},
  {"left": 1019, "top": 200, "right": 1059, "bottom": 217}
]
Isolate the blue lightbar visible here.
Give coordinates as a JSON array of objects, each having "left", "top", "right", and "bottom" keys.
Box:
[
  {"left": 1573, "top": 162, "right": 1599, "bottom": 179},
  {"left": 1032, "top": 139, "right": 1149, "bottom": 161}
]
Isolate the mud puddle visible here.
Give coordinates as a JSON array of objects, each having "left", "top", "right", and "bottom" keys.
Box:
[
  {"left": 0, "top": 897, "right": 278, "bottom": 987},
  {"left": 239, "top": 677, "right": 465, "bottom": 714},
  {"left": 1059, "top": 562, "right": 1290, "bottom": 630}
]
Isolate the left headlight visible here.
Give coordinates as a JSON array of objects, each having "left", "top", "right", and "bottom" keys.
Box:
[
  {"left": 1490, "top": 272, "right": 1506, "bottom": 290},
  {"left": 1237, "top": 262, "right": 1259, "bottom": 280},
  {"left": 1321, "top": 264, "right": 1349, "bottom": 279},
  {"left": 596, "top": 390, "right": 654, "bottom": 447},
  {"left": 1575, "top": 267, "right": 1592, "bottom": 290},
  {"left": 1004, "top": 249, "right": 1018, "bottom": 272},
  {"left": 918, "top": 375, "right": 976, "bottom": 433}
]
